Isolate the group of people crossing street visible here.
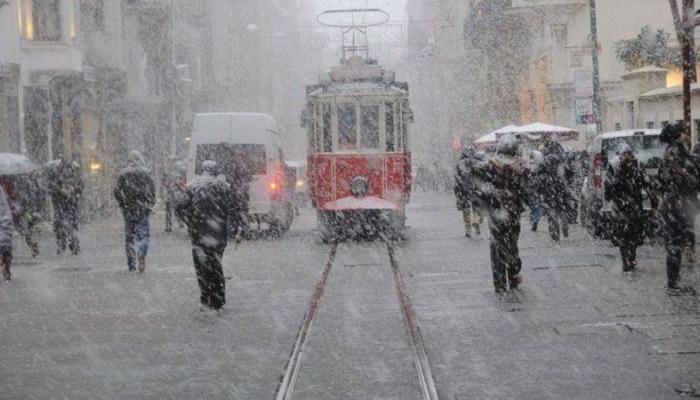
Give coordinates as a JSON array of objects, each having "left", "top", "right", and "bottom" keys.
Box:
[{"left": 454, "top": 123, "right": 698, "bottom": 295}]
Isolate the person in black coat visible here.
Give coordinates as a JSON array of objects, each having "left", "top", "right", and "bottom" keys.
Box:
[
  {"left": 47, "top": 159, "right": 84, "bottom": 254},
  {"left": 538, "top": 140, "right": 572, "bottom": 241},
  {"left": 176, "top": 160, "right": 246, "bottom": 310},
  {"left": 604, "top": 142, "right": 647, "bottom": 271},
  {"left": 454, "top": 147, "right": 484, "bottom": 237},
  {"left": 476, "top": 135, "right": 529, "bottom": 293},
  {"left": 113, "top": 151, "right": 155, "bottom": 272},
  {"left": 659, "top": 123, "right": 698, "bottom": 294}
]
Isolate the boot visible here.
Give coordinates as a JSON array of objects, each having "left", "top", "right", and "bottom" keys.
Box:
[
  {"left": 2, "top": 255, "right": 11, "bottom": 281},
  {"left": 622, "top": 259, "right": 635, "bottom": 272},
  {"left": 138, "top": 255, "right": 146, "bottom": 273},
  {"left": 472, "top": 223, "right": 480, "bottom": 236},
  {"left": 509, "top": 274, "right": 523, "bottom": 289},
  {"left": 494, "top": 280, "right": 507, "bottom": 293}
]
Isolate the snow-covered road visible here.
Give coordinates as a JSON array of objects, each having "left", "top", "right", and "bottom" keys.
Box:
[{"left": 1, "top": 191, "right": 698, "bottom": 399}]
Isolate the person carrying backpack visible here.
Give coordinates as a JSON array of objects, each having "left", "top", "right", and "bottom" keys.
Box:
[{"left": 113, "top": 151, "right": 155, "bottom": 273}]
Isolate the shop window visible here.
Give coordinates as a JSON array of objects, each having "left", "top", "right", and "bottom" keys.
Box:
[
  {"left": 337, "top": 103, "right": 357, "bottom": 150},
  {"left": 385, "top": 102, "right": 394, "bottom": 152},
  {"left": 360, "top": 104, "right": 380, "bottom": 149},
  {"left": 23, "top": 0, "right": 63, "bottom": 42}
]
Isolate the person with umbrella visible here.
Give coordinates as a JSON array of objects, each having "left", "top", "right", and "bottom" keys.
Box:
[{"left": 0, "top": 153, "right": 43, "bottom": 257}]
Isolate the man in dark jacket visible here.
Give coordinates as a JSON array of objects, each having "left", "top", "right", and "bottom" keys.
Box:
[
  {"left": 454, "top": 147, "right": 484, "bottom": 237},
  {"left": 176, "top": 160, "right": 245, "bottom": 310},
  {"left": 48, "top": 159, "right": 84, "bottom": 254},
  {"left": 477, "top": 135, "right": 529, "bottom": 293},
  {"left": 113, "top": 151, "right": 155, "bottom": 273},
  {"left": 659, "top": 123, "right": 698, "bottom": 294},
  {"left": 538, "top": 140, "right": 571, "bottom": 241},
  {"left": 604, "top": 142, "right": 647, "bottom": 271}
]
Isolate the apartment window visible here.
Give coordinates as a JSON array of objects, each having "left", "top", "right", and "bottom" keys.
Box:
[
  {"left": 646, "top": 121, "right": 655, "bottom": 129},
  {"left": 22, "top": 0, "right": 62, "bottom": 42}
]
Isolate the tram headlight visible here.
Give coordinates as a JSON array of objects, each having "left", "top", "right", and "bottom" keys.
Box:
[{"left": 349, "top": 176, "right": 369, "bottom": 197}]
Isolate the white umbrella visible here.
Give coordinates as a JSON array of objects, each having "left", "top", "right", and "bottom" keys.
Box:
[{"left": 0, "top": 153, "right": 40, "bottom": 175}]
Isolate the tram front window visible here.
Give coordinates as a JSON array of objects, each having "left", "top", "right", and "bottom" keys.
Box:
[
  {"left": 338, "top": 103, "right": 357, "bottom": 150},
  {"left": 361, "top": 104, "right": 380, "bottom": 149}
]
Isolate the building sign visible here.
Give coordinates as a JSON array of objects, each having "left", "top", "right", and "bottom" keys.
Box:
[{"left": 575, "top": 97, "right": 595, "bottom": 124}]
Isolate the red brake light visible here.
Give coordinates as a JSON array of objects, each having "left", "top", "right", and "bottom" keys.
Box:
[{"left": 593, "top": 153, "right": 603, "bottom": 189}]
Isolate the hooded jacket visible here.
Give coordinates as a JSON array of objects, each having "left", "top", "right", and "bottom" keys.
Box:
[{"left": 114, "top": 151, "right": 156, "bottom": 221}]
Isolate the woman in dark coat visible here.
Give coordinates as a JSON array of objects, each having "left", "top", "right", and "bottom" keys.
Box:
[{"left": 604, "top": 142, "right": 646, "bottom": 271}]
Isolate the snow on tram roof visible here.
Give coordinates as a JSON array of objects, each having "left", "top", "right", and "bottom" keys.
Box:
[{"left": 307, "top": 81, "right": 408, "bottom": 97}]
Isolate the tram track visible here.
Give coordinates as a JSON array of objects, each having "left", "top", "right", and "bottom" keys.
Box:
[{"left": 274, "top": 241, "right": 439, "bottom": 400}]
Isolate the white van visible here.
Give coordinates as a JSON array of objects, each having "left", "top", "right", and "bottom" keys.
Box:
[{"left": 188, "top": 112, "right": 294, "bottom": 233}]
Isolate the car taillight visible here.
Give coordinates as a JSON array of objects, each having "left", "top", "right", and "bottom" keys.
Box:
[
  {"left": 269, "top": 181, "right": 278, "bottom": 191},
  {"left": 593, "top": 153, "right": 603, "bottom": 189}
]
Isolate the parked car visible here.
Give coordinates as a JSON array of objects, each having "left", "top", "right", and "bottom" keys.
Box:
[
  {"left": 188, "top": 112, "right": 295, "bottom": 234},
  {"left": 579, "top": 129, "right": 663, "bottom": 239}
]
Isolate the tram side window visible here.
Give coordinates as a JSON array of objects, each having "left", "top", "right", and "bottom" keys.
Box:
[
  {"left": 361, "top": 104, "right": 380, "bottom": 149},
  {"left": 338, "top": 103, "right": 357, "bottom": 150},
  {"left": 385, "top": 102, "right": 395, "bottom": 152},
  {"left": 322, "top": 103, "right": 332, "bottom": 152},
  {"left": 400, "top": 100, "right": 409, "bottom": 150}
]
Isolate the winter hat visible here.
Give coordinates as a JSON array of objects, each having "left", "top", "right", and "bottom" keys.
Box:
[
  {"left": 660, "top": 123, "right": 682, "bottom": 144},
  {"left": 616, "top": 141, "right": 633, "bottom": 156},
  {"left": 202, "top": 160, "right": 218, "bottom": 174},
  {"left": 496, "top": 134, "right": 518, "bottom": 156}
]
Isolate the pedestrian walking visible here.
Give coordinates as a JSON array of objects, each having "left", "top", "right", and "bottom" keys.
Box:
[
  {"left": 604, "top": 142, "right": 647, "bottom": 271},
  {"left": 454, "top": 147, "right": 483, "bottom": 237},
  {"left": 476, "top": 135, "right": 529, "bottom": 293},
  {"left": 175, "top": 160, "right": 246, "bottom": 310},
  {"left": 0, "top": 186, "right": 14, "bottom": 280},
  {"left": 113, "top": 151, "right": 155, "bottom": 273},
  {"left": 658, "top": 123, "right": 698, "bottom": 295},
  {"left": 47, "top": 160, "right": 84, "bottom": 254},
  {"left": 161, "top": 158, "right": 186, "bottom": 233},
  {"left": 538, "top": 140, "right": 572, "bottom": 241}
]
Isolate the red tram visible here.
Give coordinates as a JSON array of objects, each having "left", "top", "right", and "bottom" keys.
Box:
[{"left": 302, "top": 27, "right": 412, "bottom": 240}]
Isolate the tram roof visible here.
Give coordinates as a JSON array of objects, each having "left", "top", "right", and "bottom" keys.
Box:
[{"left": 306, "top": 81, "right": 408, "bottom": 98}]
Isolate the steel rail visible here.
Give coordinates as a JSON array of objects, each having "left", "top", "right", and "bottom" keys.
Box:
[
  {"left": 387, "top": 243, "right": 440, "bottom": 400},
  {"left": 274, "top": 242, "right": 338, "bottom": 400}
]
